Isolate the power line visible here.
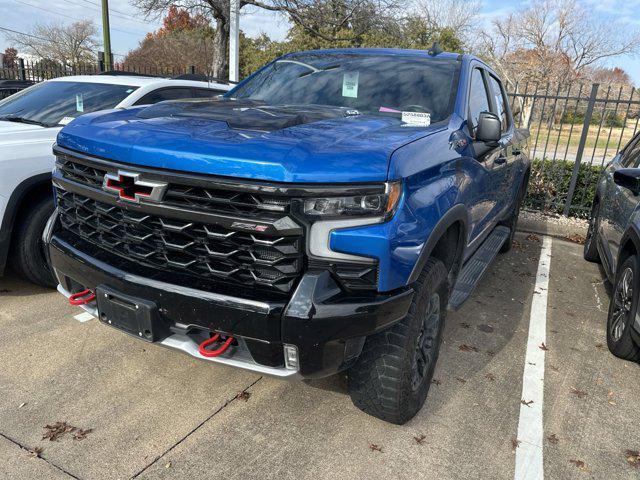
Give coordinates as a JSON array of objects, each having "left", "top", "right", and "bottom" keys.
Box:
[
  {"left": 9, "top": 0, "right": 151, "bottom": 37},
  {"left": 57, "top": 0, "right": 156, "bottom": 26}
]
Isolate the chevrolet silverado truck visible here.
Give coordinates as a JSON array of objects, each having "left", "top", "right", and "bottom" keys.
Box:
[{"left": 45, "top": 48, "right": 530, "bottom": 424}]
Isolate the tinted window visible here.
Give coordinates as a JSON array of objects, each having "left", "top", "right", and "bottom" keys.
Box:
[
  {"left": 0, "top": 81, "right": 137, "bottom": 127},
  {"left": 488, "top": 74, "right": 509, "bottom": 133},
  {"left": 135, "top": 87, "right": 194, "bottom": 105},
  {"left": 468, "top": 68, "right": 491, "bottom": 130},
  {"left": 194, "top": 88, "right": 225, "bottom": 98},
  {"left": 622, "top": 134, "right": 640, "bottom": 167},
  {"left": 230, "top": 53, "right": 460, "bottom": 123}
]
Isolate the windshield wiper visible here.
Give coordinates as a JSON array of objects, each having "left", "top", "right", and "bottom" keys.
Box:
[{"left": 0, "top": 116, "right": 48, "bottom": 127}]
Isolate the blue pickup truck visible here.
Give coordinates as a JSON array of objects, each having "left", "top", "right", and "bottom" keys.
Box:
[{"left": 45, "top": 48, "right": 530, "bottom": 424}]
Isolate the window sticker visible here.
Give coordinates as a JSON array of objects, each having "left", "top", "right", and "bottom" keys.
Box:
[
  {"left": 342, "top": 71, "right": 359, "bottom": 98},
  {"left": 58, "top": 116, "right": 76, "bottom": 125},
  {"left": 126, "top": 88, "right": 134, "bottom": 93},
  {"left": 75, "top": 94, "right": 84, "bottom": 112},
  {"left": 401, "top": 111, "right": 431, "bottom": 127}
]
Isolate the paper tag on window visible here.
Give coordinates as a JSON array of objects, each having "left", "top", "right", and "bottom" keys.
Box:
[
  {"left": 75, "top": 94, "right": 84, "bottom": 112},
  {"left": 58, "top": 116, "right": 75, "bottom": 125},
  {"left": 342, "top": 71, "right": 359, "bottom": 98},
  {"left": 401, "top": 111, "right": 430, "bottom": 127}
]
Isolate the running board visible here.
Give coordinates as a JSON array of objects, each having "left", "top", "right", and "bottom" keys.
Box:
[{"left": 448, "top": 226, "right": 510, "bottom": 310}]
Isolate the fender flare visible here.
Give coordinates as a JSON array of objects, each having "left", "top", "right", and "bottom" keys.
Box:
[
  {"left": 0, "top": 172, "right": 52, "bottom": 275},
  {"left": 618, "top": 223, "right": 640, "bottom": 267},
  {"left": 407, "top": 203, "right": 468, "bottom": 284}
]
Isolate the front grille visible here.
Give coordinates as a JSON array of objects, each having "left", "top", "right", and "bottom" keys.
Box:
[
  {"left": 56, "top": 189, "right": 304, "bottom": 293},
  {"left": 56, "top": 154, "right": 290, "bottom": 217}
]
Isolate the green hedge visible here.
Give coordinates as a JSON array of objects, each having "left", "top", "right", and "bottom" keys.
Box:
[
  {"left": 524, "top": 159, "right": 603, "bottom": 217},
  {"left": 561, "top": 111, "right": 625, "bottom": 128}
]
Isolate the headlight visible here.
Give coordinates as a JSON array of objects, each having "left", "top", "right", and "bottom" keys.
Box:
[
  {"left": 305, "top": 181, "right": 402, "bottom": 263},
  {"left": 302, "top": 181, "right": 402, "bottom": 220}
]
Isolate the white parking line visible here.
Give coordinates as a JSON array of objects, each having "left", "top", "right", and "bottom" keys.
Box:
[{"left": 514, "top": 235, "right": 551, "bottom": 480}]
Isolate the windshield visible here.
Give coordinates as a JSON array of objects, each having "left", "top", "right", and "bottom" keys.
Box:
[
  {"left": 229, "top": 53, "right": 460, "bottom": 123},
  {"left": 0, "top": 81, "right": 138, "bottom": 127}
]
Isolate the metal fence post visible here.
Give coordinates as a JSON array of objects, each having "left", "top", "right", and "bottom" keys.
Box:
[
  {"left": 563, "top": 83, "right": 599, "bottom": 216},
  {"left": 188, "top": 65, "right": 195, "bottom": 75},
  {"left": 98, "top": 52, "right": 105, "bottom": 73},
  {"left": 18, "top": 58, "right": 26, "bottom": 81}
]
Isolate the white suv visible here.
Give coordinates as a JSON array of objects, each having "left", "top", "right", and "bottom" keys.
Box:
[{"left": 0, "top": 74, "right": 231, "bottom": 287}]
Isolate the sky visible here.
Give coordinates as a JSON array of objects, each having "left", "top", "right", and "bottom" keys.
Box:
[{"left": 0, "top": 0, "right": 639, "bottom": 84}]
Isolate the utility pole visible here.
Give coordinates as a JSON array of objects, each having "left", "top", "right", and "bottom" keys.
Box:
[
  {"left": 101, "top": 0, "right": 112, "bottom": 70},
  {"left": 229, "top": 0, "right": 239, "bottom": 83}
]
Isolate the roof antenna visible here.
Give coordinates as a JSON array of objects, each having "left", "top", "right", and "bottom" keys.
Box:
[{"left": 428, "top": 42, "right": 443, "bottom": 56}]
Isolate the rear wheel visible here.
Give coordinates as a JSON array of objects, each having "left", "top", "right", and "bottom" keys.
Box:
[
  {"left": 584, "top": 200, "right": 601, "bottom": 263},
  {"left": 347, "top": 258, "right": 448, "bottom": 424},
  {"left": 500, "top": 179, "right": 526, "bottom": 253},
  {"left": 9, "top": 196, "right": 56, "bottom": 288},
  {"left": 606, "top": 255, "right": 640, "bottom": 362}
]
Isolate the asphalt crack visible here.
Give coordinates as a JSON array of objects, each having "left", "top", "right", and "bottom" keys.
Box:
[
  {"left": 0, "top": 430, "right": 82, "bottom": 479},
  {"left": 130, "top": 376, "right": 263, "bottom": 479}
]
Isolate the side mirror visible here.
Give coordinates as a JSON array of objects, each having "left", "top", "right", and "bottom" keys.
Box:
[
  {"left": 476, "top": 111, "right": 501, "bottom": 143},
  {"left": 614, "top": 168, "right": 640, "bottom": 194}
]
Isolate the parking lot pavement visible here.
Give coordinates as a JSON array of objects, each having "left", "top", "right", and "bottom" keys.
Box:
[{"left": 0, "top": 232, "right": 638, "bottom": 480}]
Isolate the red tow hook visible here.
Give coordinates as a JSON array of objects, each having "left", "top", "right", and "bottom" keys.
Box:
[
  {"left": 198, "top": 333, "right": 234, "bottom": 358},
  {"left": 68, "top": 289, "right": 96, "bottom": 306}
]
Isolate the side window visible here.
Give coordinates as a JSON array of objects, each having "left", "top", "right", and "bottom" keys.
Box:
[
  {"left": 194, "top": 88, "right": 226, "bottom": 98},
  {"left": 488, "top": 75, "right": 509, "bottom": 133},
  {"left": 468, "top": 68, "right": 491, "bottom": 131},
  {"left": 621, "top": 133, "right": 640, "bottom": 167},
  {"left": 134, "top": 87, "right": 194, "bottom": 105}
]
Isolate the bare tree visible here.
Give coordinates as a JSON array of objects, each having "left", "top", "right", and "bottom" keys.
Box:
[
  {"left": 417, "top": 0, "right": 481, "bottom": 47},
  {"left": 7, "top": 21, "right": 99, "bottom": 68},
  {"left": 131, "top": 0, "right": 399, "bottom": 78}
]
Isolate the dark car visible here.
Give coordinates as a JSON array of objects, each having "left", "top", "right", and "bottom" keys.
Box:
[{"left": 585, "top": 130, "right": 640, "bottom": 362}]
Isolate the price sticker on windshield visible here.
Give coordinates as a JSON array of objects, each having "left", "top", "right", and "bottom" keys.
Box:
[
  {"left": 401, "top": 111, "right": 431, "bottom": 127},
  {"left": 75, "top": 94, "right": 84, "bottom": 112},
  {"left": 342, "top": 71, "right": 359, "bottom": 98}
]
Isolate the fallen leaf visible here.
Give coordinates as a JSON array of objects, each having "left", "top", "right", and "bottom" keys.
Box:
[
  {"left": 369, "top": 444, "right": 383, "bottom": 453},
  {"left": 565, "top": 234, "right": 586, "bottom": 244},
  {"left": 595, "top": 343, "right": 605, "bottom": 350},
  {"left": 235, "top": 391, "right": 251, "bottom": 402},
  {"left": 521, "top": 399, "right": 534, "bottom": 407},
  {"left": 547, "top": 434, "right": 559, "bottom": 444},
  {"left": 511, "top": 437, "right": 521, "bottom": 451},
  {"left": 486, "top": 350, "right": 496, "bottom": 357},
  {"left": 569, "top": 459, "right": 588, "bottom": 471},
  {"left": 570, "top": 387, "right": 587, "bottom": 398},
  {"left": 431, "top": 379, "right": 441, "bottom": 386},
  {"left": 459, "top": 344, "right": 478, "bottom": 352},
  {"left": 455, "top": 377, "right": 467, "bottom": 383},
  {"left": 625, "top": 450, "right": 640, "bottom": 468},
  {"left": 549, "top": 365, "right": 559, "bottom": 372},
  {"left": 72, "top": 428, "right": 93, "bottom": 441},
  {"left": 485, "top": 373, "right": 496, "bottom": 381},
  {"left": 413, "top": 434, "right": 426, "bottom": 445},
  {"left": 459, "top": 322, "right": 471, "bottom": 329},
  {"left": 539, "top": 342, "right": 549, "bottom": 351},
  {"left": 526, "top": 234, "right": 541, "bottom": 243},
  {"left": 26, "top": 446, "right": 43, "bottom": 458},
  {"left": 165, "top": 461, "right": 172, "bottom": 469}
]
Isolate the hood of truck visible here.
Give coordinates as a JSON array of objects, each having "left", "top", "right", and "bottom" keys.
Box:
[
  {"left": 0, "top": 120, "right": 59, "bottom": 146},
  {"left": 56, "top": 100, "right": 443, "bottom": 183}
]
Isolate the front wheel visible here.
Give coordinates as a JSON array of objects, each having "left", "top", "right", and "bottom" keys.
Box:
[
  {"left": 347, "top": 258, "right": 448, "bottom": 424},
  {"left": 606, "top": 255, "right": 640, "bottom": 362}
]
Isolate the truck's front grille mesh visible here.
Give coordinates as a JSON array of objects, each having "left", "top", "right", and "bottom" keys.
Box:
[
  {"left": 56, "top": 155, "right": 291, "bottom": 217},
  {"left": 56, "top": 189, "right": 304, "bottom": 293}
]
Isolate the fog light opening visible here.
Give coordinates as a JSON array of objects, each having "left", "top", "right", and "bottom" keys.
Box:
[{"left": 283, "top": 344, "right": 299, "bottom": 370}]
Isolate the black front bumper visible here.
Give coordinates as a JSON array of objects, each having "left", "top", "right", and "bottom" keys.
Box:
[{"left": 49, "top": 228, "right": 413, "bottom": 379}]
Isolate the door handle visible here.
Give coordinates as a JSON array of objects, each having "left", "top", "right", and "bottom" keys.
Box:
[{"left": 495, "top": 156, "right": 507, "bottom": 165}]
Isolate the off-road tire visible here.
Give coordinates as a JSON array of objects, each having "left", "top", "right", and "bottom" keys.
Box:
[
  {"left": 583, "top": 200, "right": 601, "bottom": 263},
  {"left": 606, "top": 255, "right": 640, "bottom": 362},
  {"left": 9, "top": 196, "right": 56, "bottom": 288},
  {"left": 347, "top": 258, "right": 448, "bottom": 424},
  {"left": 500, "top": 179, "right": 526, "bottom": 253}
]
